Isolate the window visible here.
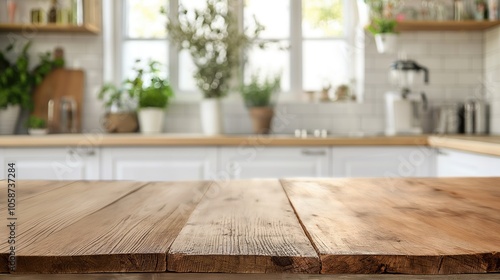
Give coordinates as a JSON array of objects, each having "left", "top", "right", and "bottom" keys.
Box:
[{"left": 117, "top": 0, "right": 356, "bottom": 98}]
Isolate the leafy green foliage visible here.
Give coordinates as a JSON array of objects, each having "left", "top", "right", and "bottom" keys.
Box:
[
  {"left": 241, "top": 73, "right": 281, "bottom": 108},
  {"left": 138, "top": 60, "right": 173, "bottom": 109},
  {"left": 0, "top": 42, "right": 64, "bottom": 109},
  {"left": 165, "top": 0, "right": 264, "bottom": 99},
  {"left": 26, "top": 115, "right": 46, "bottom": 129},
  {"left": 367, "top": 18, "right": 397, "bottom": 35},
  {"left": 99, "top": 59, "right": 174, "bottom": 110},
  {"left": 303, "top": 0, "right": 344, "bottom": 36}
]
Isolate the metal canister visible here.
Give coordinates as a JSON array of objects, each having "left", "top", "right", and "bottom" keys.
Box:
[
  {"left": 464, "top": 101, "right": 474, "bottom": 135},
  {"left": 474, "top": 99, "right": 488, "bottom": 134}
]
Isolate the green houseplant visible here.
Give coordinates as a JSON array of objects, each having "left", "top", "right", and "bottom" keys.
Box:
[
  {"left": 98, "top": 61, "right": 141, "bottom": 133},
  {"left": 26, "top": 115, "right": 48, "bottom": 135},
  {"left": 241, "top": 73, "right": 281, "bottom": 134},
  {"left": 99, "top": 60, "right": 173, "bottom": 134},
  {"left": 0, "top": 42, "right": 64, "bottom": 134},
  {"left": 136, "top": 60, "right": 174, "bottom": 134},
  {"left": 165, "top": 0, "right": 263, "bottom": 135},
  {"left": 364, "top": 0, "right": 398, "bottom": 54}
]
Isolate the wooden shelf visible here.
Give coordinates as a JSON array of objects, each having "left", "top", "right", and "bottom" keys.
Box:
[
  {"left": 396, "top": 20, "right": 500, "bottom": 31},
  {"left": 0, "top": 23, "right": 99, "bottom": 34}
]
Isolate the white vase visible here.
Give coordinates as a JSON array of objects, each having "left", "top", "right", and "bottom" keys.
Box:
[
  {"left": 375, "top": 33, "right": 398, "bottom": 54},
  {"left": 138, "top": 108, "right": 165, "bottom": 134},
  {"left": 200, "top": 98, "right": 223, "bottom": 135},
  {"left": 0, "top": 104, "right": 20, "bottom": 135}
]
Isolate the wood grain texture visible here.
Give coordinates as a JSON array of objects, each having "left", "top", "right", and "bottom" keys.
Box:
[
  {"left": 32, "top": 69, "right": 85, "bottom": 133},
  {"left": 10, "top": 181, "right": 210, "bottom": 274},
  {"left": 0, "top": 134, "right": 429, "bottom": 148},
  {"left": 0, "top": 181, "right": 89, "bottom": 273},
  {"left": 396, "top": 20, "right": 500, "bottom": 31},
  {"left": 281, "top": 178, "right": 500, "bottom": 275},
  {"left": 167, "top": 179, "right": 320, "bottom": 273},
  {"left": 0, "top": 181, "right": 147, "bottom": 273},
  {"left": 2, "top": 274, "right": 500, "bottom": 280},
  {"left": 429, "top": 135, "right": 500, "bottom": 157}
]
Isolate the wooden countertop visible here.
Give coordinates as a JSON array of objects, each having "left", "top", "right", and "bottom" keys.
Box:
[
  {"left": 1, "top": 178, "right": 499, "bottom": 276},
  {"left": 428, "top": 135, "right": 500, "bottom": 157},
  {"left": 0, "top": 134, "right": 429, "bottom": 147},
  {"left": 2, "top": 134, "right": 500, "bottom": 157}
]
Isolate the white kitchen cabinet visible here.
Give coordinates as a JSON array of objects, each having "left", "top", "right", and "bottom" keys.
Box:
[
  {"left": 219, "top": 147, "right": 330, "bottom": 179},
  {"left": 331, "top": 147, "right": 435, "bottom": 178},
  {"left": 0, "top": 147, "right": 100, "bottom": 180},
  {"left": 436, "top": 149, "right": 500, "bottom": 177},
  {"left": 101, "top": 147, "right": 217, "bottom": 181}
]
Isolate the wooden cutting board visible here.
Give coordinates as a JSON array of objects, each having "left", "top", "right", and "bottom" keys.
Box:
[{"left": 32, "top": 68, "right": 85, "bottom": 133}]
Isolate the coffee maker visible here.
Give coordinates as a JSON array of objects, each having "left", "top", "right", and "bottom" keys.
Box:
[{"left": 385, "top": 58, "right": 429, "bottom": 136}]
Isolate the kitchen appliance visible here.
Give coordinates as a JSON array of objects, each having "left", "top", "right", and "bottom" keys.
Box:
[{"left": 385, "top": 58, "right": 429, "bottom": 136}]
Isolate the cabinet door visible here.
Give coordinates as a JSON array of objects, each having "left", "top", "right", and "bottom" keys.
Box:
[
  {"left": 0, "top": 147, "right": 100, "bottom": 180},
  {"left": 219, "top": 147, "right": 330, "bottom": 179},
  {"left": 101, "top": 147, "right": 217, "bottom": 181},
  {"left": 331, "top": 147, "right": 435, "bottom": 178},
  {"left": 437, "top": 149, "right": 500, "bottom": 177}
]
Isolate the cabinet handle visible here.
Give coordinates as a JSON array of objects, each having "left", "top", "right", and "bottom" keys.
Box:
[
  {"left": 437, "top": 149, "right": 449, "bottom": 156},
  {"left": 302, "top": 149, "right": 327, "bottom": 156},
  {"left": 68, "top": 149, "right": 95, "bottom": 156}
]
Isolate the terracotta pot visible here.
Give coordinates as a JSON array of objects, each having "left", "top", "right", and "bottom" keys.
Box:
[
  {"left": 249, "top": 107, "right": 274, "bottom": 134},
  {"left": 103, "top": 112, "right": 139, "bottom": 133}
]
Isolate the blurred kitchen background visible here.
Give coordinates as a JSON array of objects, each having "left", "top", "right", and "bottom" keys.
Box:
[{"left": 0, "top": 0, "right": 499, "bottom": 136}]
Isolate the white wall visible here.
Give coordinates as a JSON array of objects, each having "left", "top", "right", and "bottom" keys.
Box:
[
  {"left": 0, "top": 21, "right": 491, "bottom": 135},
  {"left": 485, "top": 26, "right": 500, "bottom": 134}
]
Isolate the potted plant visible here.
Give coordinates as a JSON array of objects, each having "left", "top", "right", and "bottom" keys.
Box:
[
  {"left": 165, "top": 0, "right": 263, "bottom": 135},
  {"left": 26, "top": 115, "right": 48, "bottom": 135},
  {"left": 367, "top": 17, "right": 398, "bottom": 54},
  {"left": 136, "top": 61, "right": 174, "bottom": 134},
  {"left": 241, "top": 73, "right": 281, "bottom": 134},
  {"left": 0, "top": 42, "right": 64, "bottom": 135},
  {"left": 98, "top": 60, "right": 143, "bottom": 134}
]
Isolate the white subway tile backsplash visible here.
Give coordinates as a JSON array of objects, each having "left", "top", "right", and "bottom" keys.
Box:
[
  {"left": 429, "top": 43, "right": 459, "bottom": 55},
  {"left": 457, "top": 73, "right": 483, "bottom": 86},
  {"left": 361, "top": 117, "right": 385, "bottom": 133},
  {"left": 443, "top": 57, "right": 471, "bottom": 70},
  {"left": 330, "top": 117, "right": 361, "bottom": 134},
  {"left": 430, "top": 72, "right": 458, "bottom": 85}
]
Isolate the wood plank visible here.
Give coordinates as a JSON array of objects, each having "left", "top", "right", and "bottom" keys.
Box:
[
  {"left": 0, "top": 181, "right": 83, "bottom": 273},
  {"left": 281, "top": 178, "right": 500, "bottom": 275},
  {"left": 2, "top": 273, "right": 500, "bottom": 280},
  {"left": 396, "top": 20, "right": 500, "bottom": 31},
  {"left": 429, "top": 135, "right": 500, "bottom": 157},
  {"left": 32, "top": 69, "right": 85, "bottom": 133},
  {"left": 0, "top": 24, "right": 99, "bottom": 34},
  {"left": 13, "top": 181, "right": 211, "bottom": 273},
  {"left": 167, "top": 179, "right": 320, "bottom": 273},
  {"left": 0, "top": 181, "right": 147, "bottom": 273},
  {"left": 0, "top": 134, "right": 430, "bottom": 148},
  {"left": 0, "top": 181, "right": 73, "bottom": 210}
]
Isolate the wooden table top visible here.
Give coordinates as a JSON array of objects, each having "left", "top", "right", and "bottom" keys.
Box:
[{"left": 1, "top": 178, "right": 499, "bottom": 277}]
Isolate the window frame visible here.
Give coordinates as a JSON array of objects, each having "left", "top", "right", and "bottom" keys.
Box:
[{"left": 111, "top": 0, "right": 358, "bottom": 101}]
